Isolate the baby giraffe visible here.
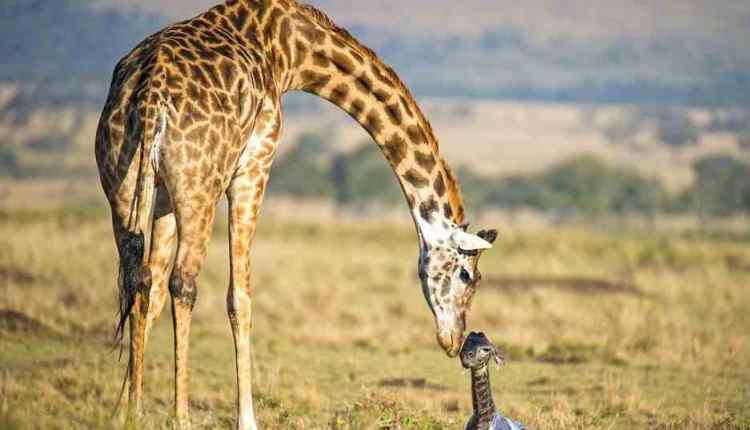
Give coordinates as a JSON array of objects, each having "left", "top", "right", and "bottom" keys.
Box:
[{"left": 460, "top": 332, "right": 525, "bottom": 430}]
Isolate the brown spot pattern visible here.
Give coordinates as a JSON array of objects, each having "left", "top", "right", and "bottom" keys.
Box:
[
  {"left": 383, "top": 134, "right": 407, "bottom": 165},
  {"left": 434, "top": 173, "right": 446, "bottom": 197},
  {"left": 364, "top": 110, "right": 383, "bottom": 135},
  {"left": 404, "top": 169, "right": 429, "bottom": 188},
  {"left": 415, "top": 152, "right": 436, "bottom": 172},
  {"left": 96, "top": 3, "right": 470, "bottom": 424}
]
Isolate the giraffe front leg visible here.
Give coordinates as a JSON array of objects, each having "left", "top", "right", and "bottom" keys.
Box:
[
  {"left": 226, "top": 95, "right": 279, "bottom": 430},
  {"left": 226, "top": 166, "right": 269, "bottom": 430}
]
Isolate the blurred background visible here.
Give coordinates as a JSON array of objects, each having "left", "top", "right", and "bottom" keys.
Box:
[
  {"left": 1, "top": 1, "right": 749, "bottom": 429},
  {"left": 1, "top": 0, "right": 749, "bottom": 222}
]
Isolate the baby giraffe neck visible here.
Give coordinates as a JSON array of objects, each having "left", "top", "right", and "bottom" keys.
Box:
[{"left": 471, "top": 366, "right": 496, "bottom": 428}]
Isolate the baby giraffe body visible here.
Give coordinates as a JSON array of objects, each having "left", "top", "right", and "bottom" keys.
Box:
[{"left": 460, "top": 332, "right": 525, "bottom": 430}]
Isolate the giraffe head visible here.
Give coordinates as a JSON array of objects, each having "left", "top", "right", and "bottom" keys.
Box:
[
  {"left": 460, "top": 331, "right": 503, "bottom": 369},
  {"left": 418, "top": 225, "right": 497, "bottom": 357}
]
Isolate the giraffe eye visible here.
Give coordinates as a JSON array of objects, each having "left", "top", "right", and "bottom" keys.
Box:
[{"left": 459, "top": 268, "right": 472, "bottom": 284}]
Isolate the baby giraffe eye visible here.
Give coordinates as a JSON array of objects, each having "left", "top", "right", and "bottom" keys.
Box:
[{"left": 459, "top": 267, "right": 472, "bottom": 284}]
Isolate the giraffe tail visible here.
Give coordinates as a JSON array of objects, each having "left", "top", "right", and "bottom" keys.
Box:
[
  {"left": 110, "top": 101, "right": 167, "bottom": 420},
  {"left": 113, "top": 103, "right": 167, "bottom": 347}
]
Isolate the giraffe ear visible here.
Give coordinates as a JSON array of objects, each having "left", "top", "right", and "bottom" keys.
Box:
[
  {"left": 451, "top": 229, "right": 493, "bottom": 251},
  {"left": 477, "top": 229, "right": 498, "bottom": 244}
]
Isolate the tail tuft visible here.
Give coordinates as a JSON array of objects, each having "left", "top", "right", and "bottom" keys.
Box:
[{"left": 114, "top": 231, "right": 145, "bottom": 349}]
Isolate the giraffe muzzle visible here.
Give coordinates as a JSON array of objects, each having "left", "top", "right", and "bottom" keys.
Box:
[{"left": 437, "top": 327, "right": 464, "bottom": 357}]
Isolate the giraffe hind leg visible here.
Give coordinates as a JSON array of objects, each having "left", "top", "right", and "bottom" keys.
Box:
[
  {"left": 226, "top": 96, "right": 280, "bottom": 430},
  {"left": 169, "top": 200, "right": 217, "bottom": 430},
  {"left": 129, "top": 186, "right": 177, "bottom": 418},
  {"left": 142, "top": 186, "right": 177, "bottom": 345},
  {"left": 110, "top": 222, "right": 144, "bottom": 422},
  {"left": 112, "top": 184, "right": 176, "bottom": 422}
]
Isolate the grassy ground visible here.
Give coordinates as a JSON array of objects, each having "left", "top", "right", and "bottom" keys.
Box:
[{"left": 1, "top": 205, "right": 749, "bottom": 429}]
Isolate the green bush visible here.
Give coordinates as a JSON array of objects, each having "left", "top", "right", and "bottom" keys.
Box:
[
  {"left": 268, "top": 132, "right": 334, "bottom": 198},
  {"left": 454, "top": 166, "right": 494, "bottom": 211},
  {"left": 602, "top": 111, "right": 641, "bottom": 145},
  {"left": 680, "top": 155, "right": 750, "bottom": 216},
  {"left": 656, "top": 110, "right": 700, "bottom": 147},
  {"left": 331, "top": 143, "right": 402, "bottom": 207},
  {"left": 738, "top": 134, "right": 750, "bottom": 152},
  {"left": 269, "top": 135, "right": 750, "bottom": 218},
  {"left": 485, "top": 155, "right": 670, "bottom": 215},
  {"left": 0, "top": 146, "right": 20, "bottom": 177}
]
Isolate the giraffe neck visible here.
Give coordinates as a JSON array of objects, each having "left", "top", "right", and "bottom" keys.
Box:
[
  {"left": 221, "top": 0, "right": 466, "bottom": 246},
  {"left": 470, "top": 366, "right": 497, "bottom": 428}
]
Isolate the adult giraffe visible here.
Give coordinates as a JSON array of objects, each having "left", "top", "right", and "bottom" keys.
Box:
[{"left": 95, "top": 0, "right": 497, "bottom": 428}]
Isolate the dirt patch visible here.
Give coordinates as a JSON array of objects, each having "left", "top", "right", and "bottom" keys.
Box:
[
  {"left": 532, "top": 343, "right": 629, "bottom": 367},
  {"left": 0, "top": 265, "right": 36, "bottom": 285},
  {"left": 0, "top": 309, "right": 54, "bottom": 334},
  {"left": 725, "top": 254, "right": 750, "bottom": 273},
  {"left": 483, "top": 275, "right": 647, "bottom": 297},
  {"left": 35, "top": 358, "right": 74, "bottom": 369},
  {"left": 535, "top": 343, "right": 599, "bottom": 364},
  {"left": 527, "top": 376, "right": 551, "bottom": 386},
  {"left": 378, "top": 377, "right": 448, "bottom": 391}
]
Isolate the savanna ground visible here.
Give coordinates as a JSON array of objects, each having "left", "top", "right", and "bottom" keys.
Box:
[{"left": 1, "top": 197, "right": 749, "bottom": 430}]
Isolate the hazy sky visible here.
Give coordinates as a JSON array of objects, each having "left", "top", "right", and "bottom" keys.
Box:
[{"left": 101, "top": 0, "right": 750, "bottom": 43}]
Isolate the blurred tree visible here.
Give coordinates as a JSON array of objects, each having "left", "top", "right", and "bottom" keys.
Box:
[
  {"left": 737, "top": 134, "right": 750, "bottom": 152},
  {"left": 485, "top": 155, "right": 671, "bottom": 216},
  {"left": 330, "top": 153, "right": 351, "bottom": 206},
  {"left": 0, "top": 146, "right": 20, "bottom": 178},
  {"left": 707, "top": 110, "right": 750, "bottom": 133},
  {"left": 454, "top": 167, "right": 493, "bottom": 211},
  {"left": 602, "top": 111, "right": 642, "bottom": 145},
  {"left": 681, "top": 155, "right": 750, "bottom": 216},
  {"left": 655, "top": 110, "right": 700, "bottom": 147},
  {"left": 332, "top": 143, "right": 402, "bottom": 207},
  {"left": 486, "top": 175, "right": 552, "bottom": 210},
  {"left": 268, "top": 131, "right": 334, "bottom": 198}
]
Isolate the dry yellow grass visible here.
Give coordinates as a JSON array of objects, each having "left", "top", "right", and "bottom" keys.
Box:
[{"left": 1, "top": 202, "right": 749, "bottom": 429}]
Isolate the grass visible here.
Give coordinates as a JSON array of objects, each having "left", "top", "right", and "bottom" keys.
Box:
[{"left": 1, "top": 204, "right": 749, "bottom": 429}]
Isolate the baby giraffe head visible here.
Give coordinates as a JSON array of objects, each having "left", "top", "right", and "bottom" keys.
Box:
[
  {"left": 460, "top": 331, "right": 503, "bottom": 369},
  {"left": 418, "top": 226, "right": 498, "bottom": 357}
]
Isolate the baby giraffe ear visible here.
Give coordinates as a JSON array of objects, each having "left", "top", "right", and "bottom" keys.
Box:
[{"left": 451, "top": 229, "right": 494, "bottom": 251}]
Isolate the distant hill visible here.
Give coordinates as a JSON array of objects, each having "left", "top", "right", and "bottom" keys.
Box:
[
  {"left": 2, "top": 0, "right": 749, "bottom": 108},
  {"left": 0, "top": 0, "right": 165, "bottom": 107},
  {"left": 108, "top": 0, "right": 750, "bottom": 46}
]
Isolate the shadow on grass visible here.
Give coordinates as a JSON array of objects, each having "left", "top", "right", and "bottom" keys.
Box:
[
  {"left": 378, "top": 378, "right": 448, "bottom": 391},
  {"left": 0, "top": 309, "right": 55, "bottom": 335},
  {"left": 482, "top": 275, "right": 650, "bottom": 298}
]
